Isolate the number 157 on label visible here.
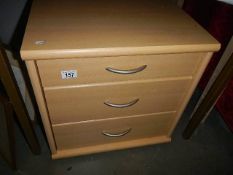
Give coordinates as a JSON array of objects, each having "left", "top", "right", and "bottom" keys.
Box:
[{"left": 61, "top": 70, "right": 78, "bottom": 79}]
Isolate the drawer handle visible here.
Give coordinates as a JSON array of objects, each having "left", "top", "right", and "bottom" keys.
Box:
[
  {"left": 102, "top": 128, "right": 132, "bottom": 137},
  {"left": 104, "top": 98, "right": 139, "bottom": 108},
  {"left": 106, "top": 65, "right": 147, "bottom": 74}
]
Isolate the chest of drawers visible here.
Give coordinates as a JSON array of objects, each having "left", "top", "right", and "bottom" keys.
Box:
[{"left": 20, "top": 0, "right": 220, "bottom": 159}]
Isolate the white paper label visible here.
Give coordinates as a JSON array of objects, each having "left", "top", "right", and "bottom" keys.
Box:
[{"left": 61, "top": 70, "right": 77, "bottom": 79}]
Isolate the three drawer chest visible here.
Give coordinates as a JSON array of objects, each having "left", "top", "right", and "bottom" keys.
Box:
[{"left": 20, "top": 0, "right": 220, "bottom": 159}]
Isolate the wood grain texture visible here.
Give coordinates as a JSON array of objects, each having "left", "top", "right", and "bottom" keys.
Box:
[
  {"left": 37, "top": 53, "right": 203, "bottom": 87},
  {"left": 20, "top": 0, "right": 220, "bottom": 158},
  {"left": 168, "top": 52, "right": 213, "bottom": 135},
  {"left": 25, "top": 61, "right": 57, "bottom": 153},
  {"left": 45, "top": 78, "right": 191, "bottom": 124},
  {"left": 53, "top": 112, "right": 175, "bottom": 150},
  {"left": 20, "top": 0, "right": 219, "bottom": 60},
  {"left": 52, "top": 136, "right": 171, "bottom": 159}
]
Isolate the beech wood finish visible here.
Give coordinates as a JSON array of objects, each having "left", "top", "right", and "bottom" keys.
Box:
[
  {"left": 25, "top": 61, "right": 57, "bottom": 153},
  {"left": 53, "top": 112, "right": 176, "bottom": 149},
  {"left": 20, "top": 0, "right": 220, "bottom": 159},
  {"left": 37, "top": 53, "right": 203, "bottom": 87},
  {"left": 52, "top": 136, "right": 171, "bottom": 159},
  {"left": 45, "top": 78, "right": 191, "bottom": 124},
  {"left": 20, "top": 0, "right": 219, "bottom": 60}
]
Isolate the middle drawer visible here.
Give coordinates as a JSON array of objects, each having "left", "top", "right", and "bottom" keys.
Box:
[{"left": 44, "top": 78, "right": 191, "bottom": 124}]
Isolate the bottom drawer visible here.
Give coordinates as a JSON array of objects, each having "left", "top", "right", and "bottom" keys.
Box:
[{"left": 53, "top": 112, "right": 176, "bottom": 150}]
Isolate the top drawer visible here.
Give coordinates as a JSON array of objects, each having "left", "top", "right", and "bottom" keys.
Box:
[{"left": 37, "top": 53, "right": 204, "bottom": 87}]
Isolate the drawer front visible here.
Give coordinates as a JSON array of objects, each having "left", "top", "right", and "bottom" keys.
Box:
[
  {"left": 37, "top": 53, "right": 203, "bottom": 87},
  {"left": 53, "top": 112, "right": 176, "bottom": 150},
  {"left": 45, "top": 79, "right": 191, "bottom": 124}
]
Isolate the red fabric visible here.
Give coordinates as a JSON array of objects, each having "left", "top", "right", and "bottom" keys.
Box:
[{"left": 183, "top": 0, "right": 233, "bottom": 132}]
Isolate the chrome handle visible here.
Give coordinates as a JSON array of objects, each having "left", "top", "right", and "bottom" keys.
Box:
[
  {"left": 104, "top": 98, "right": 139, "bottom": 108},
  {"left": 102, "top": 128, "right": 132, "bottom": 137},
  {"left": 106, "top": 65, "right": 147, "bottom": 74}
]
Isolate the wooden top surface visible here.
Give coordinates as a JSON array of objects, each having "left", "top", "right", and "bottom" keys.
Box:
[{"left": 21, "top": 0, "right": 220, "bottom": 60}]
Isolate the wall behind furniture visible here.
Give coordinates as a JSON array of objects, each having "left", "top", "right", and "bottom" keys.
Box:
[
  {"left": 0, "top": 0, "right": 35, "bottom": 121},
  {"left": 0, "top": 0, "right": 27, "bottom": 45}
]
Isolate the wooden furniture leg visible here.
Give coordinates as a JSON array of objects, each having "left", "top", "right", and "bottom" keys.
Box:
[
  {"left": 0, "top": 47, "right": 41, "bottom": 154},
  {"left": 0, "top": 91, "right": 16, "bottom": 170},
  {"left": 183, "top": 53, "right": 233, "bottom": 139}
]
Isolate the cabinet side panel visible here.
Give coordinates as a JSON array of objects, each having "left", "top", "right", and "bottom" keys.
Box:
[
  {"left": 168, "top": 52, "right": 213, "bottom": 135},
  {"left": 25, "top": 60, "right": 57, "bottom": 153}
]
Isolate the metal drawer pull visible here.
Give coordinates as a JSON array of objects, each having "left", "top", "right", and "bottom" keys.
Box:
[
  {"left": 106, "top": 65, "right": 147, "bottom": 74},
  {"left": 104, "top": 98, "right": 139, "bottom": 108},
  {"left": 102, "top": 128, "right": 132, "bottom": 137}
]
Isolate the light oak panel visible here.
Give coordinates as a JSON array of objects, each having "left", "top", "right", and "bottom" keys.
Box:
[
  {"left": 168, "top": 52, "right": 213, "bottom": 135},
  {"left": 53, "top": 112, "right": 175, "bottom": 150},
  {"left": 20, "top": 0, "right": 220, "bottom": 159},
  {"left": 45, "top": 78, "right": 191, "bottom": 124},
  {"left": 20, "top": 0, "right": 219, "bottom": 60},
  {"left": 25, "top": 61, "right": 57, "bottom": 153},
  {"left": 37, "top": 53, "right": 202, "bottom": 87},
  {"left": 52, "top": 136, "right": 171, "bottom": 159}
]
